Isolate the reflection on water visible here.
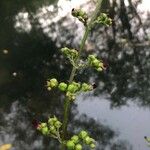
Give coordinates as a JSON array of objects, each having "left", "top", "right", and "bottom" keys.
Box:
[
  {"left": 76, "top": 94, "right": 150, "bottom": 150},
  {"left": 0, "top": 0, "right": 150, "bottom": 149}
]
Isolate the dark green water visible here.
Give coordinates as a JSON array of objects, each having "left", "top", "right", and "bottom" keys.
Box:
[{"left": 0, "top": 0, "right": 150, "bottom": 150}]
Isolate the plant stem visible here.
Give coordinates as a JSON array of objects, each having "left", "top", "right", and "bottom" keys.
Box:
[{"left": 61, "top": 0, "right": 103, "bottom": 149}]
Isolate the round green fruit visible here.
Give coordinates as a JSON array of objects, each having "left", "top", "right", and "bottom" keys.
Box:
[
  {"left": 75, "top": 144, "right": 82, "bottom": 150},
  {"left": 90, "top": 143, "right": 96, "bottom": 149},
  {"left": 71, "top": 135, "right": 79, "bottom": 144},
  {"left": 58, "top": 82, "right": 67, "bottom": 91},
  {"left": 79, "top": 130, "right": 88, "bottom": 139},
  {"left": 66, "top": 140, "right": 75, "bottom": 150},
  {"left": 41, "top": 127, "right": 48, "bottom": 135}
]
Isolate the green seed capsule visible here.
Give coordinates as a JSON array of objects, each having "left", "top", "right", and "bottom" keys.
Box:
[
  {"left": 66, "top": 140, "right": 75, "bottom": 150},
  {"left": 96, "top": 67, "right": 103, "bottom": 72},
  {"left": 78, "top": 10, "right": 85, "bottom": 17},
  {"left": 49, "top": 126, "right": 56, "bottom": 134},
  {"left": 90, "top": 143, "right": 96, "bottom": 149},
  {"left": 92, "top": 59, "right": 100, "bottom": 68},
  {"left": 75, "top": 144, "right": 82, "bottom": 150},
  {"left": 52, "top": 116, "right": 57, "bottom": 122},
  {"left": 88, "top": 55, "right": 96, "bottom": 61},
  {"left": 67, "top": 84, "right": 76, "bottom": 93},
  {"left": 41, "top": 127, "right": 48, "bottom": 135},
  {"left": 72, "top": 8, "right": 78, "bottom": 17},
  {"left": 48, "top": 118, "right": 54, "bottom": 125},
  {"left": 71, "top": 135, "right": 79, "bottom": 144},
  {"left": 71, "top": 49, "right": 78, "bottom": 58},
  {"left": 54, "top": 121, "right": 62, "bottom": 129},
  {"left": 40, "top": 123, "right": 47, "bottom": 128},
  {"left": 58, "top": 82, "right": 68, "bottom": 91},
  {"left": 79, "top": 130, "right": 88, "bottom": 139},
  {"left": 84, "top": 136, "right": 92, "bottom": 145},
  {"left": 81, "top": 83, "right": 92, "bottom": 92}
]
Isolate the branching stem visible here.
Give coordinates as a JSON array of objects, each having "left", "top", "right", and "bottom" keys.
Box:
[{"left": 61, "top": 0, "right": 103, "bottom": 149}]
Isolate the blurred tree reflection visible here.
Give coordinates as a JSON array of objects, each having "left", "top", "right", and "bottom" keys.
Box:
[
  {"left": 0, "top": 101, "right": 132, "bottom": 150},
  {"left": 0, "top": 0, "right": 149, "bottom": 149}
]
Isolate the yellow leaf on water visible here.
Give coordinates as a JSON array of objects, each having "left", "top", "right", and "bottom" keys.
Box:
[{"left": 0, "top": 144, "right": 12, "bottom": 150}]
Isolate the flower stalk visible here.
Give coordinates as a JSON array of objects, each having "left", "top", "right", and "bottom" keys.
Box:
[{"left": 61, "top": 0, "right": 103, "bottom": 149}]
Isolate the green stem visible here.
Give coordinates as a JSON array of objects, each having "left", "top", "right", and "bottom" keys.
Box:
[{"left": 61, "top": 0, "right": 103, "bottom": 149}]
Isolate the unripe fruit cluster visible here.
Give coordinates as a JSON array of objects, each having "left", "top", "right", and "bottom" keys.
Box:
[
  {"left": 37, "top": 116, "right": 62, "bottom": 136},
  {"left": 88, "top": 55, "right": 105, "bottom": 71},
  {"left": 47, "top": 79, "right": 94, "bottom": 101},
  {"left": 66, "top": 130, "right": 96, "bottom": 150},
  {"left": 95, "top": 13, "right": 112, "bottom": 26},
  {"left": 61, "top": 47, "right": 78, "bottom": 60},
  {"left": 72, "top": 8, "right": 88, "bottom": 26},
  {"left": 60, "top": 82, "right": 93, "bottom": 100}
]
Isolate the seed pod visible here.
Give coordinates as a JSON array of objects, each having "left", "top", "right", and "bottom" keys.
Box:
[
  {"left": 71, "top": 135, "right": 79, "bottom": 144},
  {"left": 75, "top": 144, "right": 82, "bottom": 150},
  {"left": 61, "top": 47, "right": 70, "bottom": 55},
  {"left": 84, "top": 136, "right": 93, "bottom": 145},
  {"left": 71, "top": 49, "right": 78, "bottom": 58},
  {"left": 48, "top": 118, "right": 54, "bottom": 126},
  {"left": 81, "top": 83, "right": 92, "bottom": 92},
  {"left": 92, "top": 59, "right": 100, "bottom": 68},
  {"left": 58, "top": 82, "right": 68, "bottom": 91},
  {"left": 41, "top": 127, "right": 49, "bottom": 135},
  {"left": 90, "top": 143, "right": 96, "bottom": 149},
  {"left": 40, "top": 123, "right": 47, "bottom": 128},
  {"left": 88, "top": 55, "right": 96, "bottom": 61},
  {"left": 67, "top": 84, "right": 76, "bottom": 93},
  {"left": 54, "top": 121, "right": 62, "bottom": 129},
  {"left": 96, "top": 67, "right": 103, "bottom": 72},
  {"left": 79, "top": 130, "right": 88, "bottom": 139},
  {"left": 66, "top": 140, "right": 75, "bottom": 150},
  {"left": 49, "top": 126, "right": 57, "bottom": 134},
  {"left": 72, "top": 8, "right": 78, "bottom": 17}
]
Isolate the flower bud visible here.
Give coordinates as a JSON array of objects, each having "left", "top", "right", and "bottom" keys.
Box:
[
  {"left": 71, "top": 135, "right": 79, "bottom": 144},
  {"left": 66, "top": 92, "right": 76, "bottom": 101},
  {"left": 75, "top": 144, "right": 82, "bottom": 150},
  {"left": 79, "top": 130, "right": 88, "bottom": 139},
  {"left": 47, "top": 87, "right": 52, "bottom": 91},
  {"left": 66, "top": 140, "right": 75, "bottom": 150},
  {"left": 37, "top": 124, "right": 42, "bottom": 130},
  {"left": 58, "top": 82, "right": 67, "bottom": 91},
  {"left": 49, "top": 78, "right": 58, "bottom": 87}
]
